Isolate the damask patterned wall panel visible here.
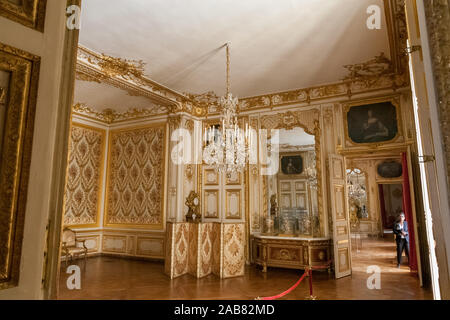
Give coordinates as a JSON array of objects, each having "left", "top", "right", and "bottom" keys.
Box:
[
  {"left": 165, "top": 222, "right": 243, "bottom": 279},
  {"left": 173, "top": 223, "right": 189, "bottom": 278},
  {"left": 222, "top": 223, "right": 245, "bottom": 278},
  {"left": 187, "top": 223, "right": 213, "bottom": 278},
  {"left": 199, "top": 223, "right": 213, "bottom": 277},
  {"left": 64, "top": 123, "right": 106, "bottom": 227},
  {"left": 188, "top": 223, "right": 199, "bottom": 276},
  {"left": 211, "top": 222, "right": 222, "bottom": 277},
  {"left": 105, "top": 124, "right": 166, "bottom": 229}
]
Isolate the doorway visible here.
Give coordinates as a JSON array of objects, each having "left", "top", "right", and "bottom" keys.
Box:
[
  {"left": 345, "top": 157, "right": 421, "bottom": 290},
  {"left": 378, "top": 183, "right": 403, "bottom": 234}
]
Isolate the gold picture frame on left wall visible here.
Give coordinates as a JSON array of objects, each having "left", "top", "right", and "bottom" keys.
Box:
[
  {"left": 0, "top": 0, "right": 47, "bottom": 32},
  {"left": 0, "top": 42, "right": 40, "bottom": 289}
]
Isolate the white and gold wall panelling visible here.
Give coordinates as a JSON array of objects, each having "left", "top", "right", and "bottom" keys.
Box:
[
  {"left": 202, "top": 166, "right": 222, "bottom": 221},
  {"left": 248, "top": 116, "right": 262, "bottom": 233},
  {"left": 102, "top": 230, "right": 165, "bottom": 259},
  {"left": 69, "top": 230, "right": 102, "bottom": 256},
  {"left": 104, "top": 123, "right": 166, "bottom": 230},
  {"left": 166, "top": 115, "right": 200, "bottom": 222},
  {"left": 63, "top": 122, "right": 106, "bottom": 228}
]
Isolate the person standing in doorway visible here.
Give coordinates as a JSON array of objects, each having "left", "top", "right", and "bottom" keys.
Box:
[{"left": 393, "top": 212, "right": 410, "bottom": 268}]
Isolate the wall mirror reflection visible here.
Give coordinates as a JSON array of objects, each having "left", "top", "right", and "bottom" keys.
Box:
[
  {"left": 264, "top": 126, "right": 319, "bottom": 237},
  {"left": 346, "top": 168, "right": 369, "bottom": 232}
]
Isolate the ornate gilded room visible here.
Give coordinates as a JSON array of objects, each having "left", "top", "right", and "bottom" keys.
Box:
[{"left": 0, "top": 0, "right": 449, "bottom": 301}]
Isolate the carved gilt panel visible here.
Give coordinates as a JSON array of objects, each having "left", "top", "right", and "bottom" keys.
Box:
[
  {"left": 0, "top": 43, "right": 40, "bottom": 290},
  {"left": 0, "top": 0, "right": 46, "bottom": 32}
]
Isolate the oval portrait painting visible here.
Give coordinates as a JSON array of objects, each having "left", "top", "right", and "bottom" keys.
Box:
[{"left": 377, "top": 161, "right": 403, "bottom": 178}]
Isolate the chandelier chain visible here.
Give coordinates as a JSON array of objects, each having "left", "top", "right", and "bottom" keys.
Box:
[{"left": 226, "top": 42, "right": 230, "bottom": 97}]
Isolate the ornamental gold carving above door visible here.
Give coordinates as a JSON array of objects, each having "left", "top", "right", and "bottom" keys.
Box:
[
  {"left": 63, "top": 124, "right": 106, "bottom": 227},
  {"left": 105, "top": 124, "right": 166, "bottom": 229}
]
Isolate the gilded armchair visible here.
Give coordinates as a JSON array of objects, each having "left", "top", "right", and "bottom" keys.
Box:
[{"left": 61, "top": 227, "right": 88, "bottom": 267}]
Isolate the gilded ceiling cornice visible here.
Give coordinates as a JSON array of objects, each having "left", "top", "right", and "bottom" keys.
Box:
[
  {"left": 72, "top": 103, "right": 168, "bottom": 124},
  {"left": 239, "top": 70, "right": 409, "bottom": 111},
  {"left": 76, "top": 46, "right": 187, "bottom": 108}
]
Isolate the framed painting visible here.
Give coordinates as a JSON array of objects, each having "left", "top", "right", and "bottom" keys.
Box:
[
  {"left": 280, "top": 155, "right": 303, "bottom": 175},
  {"left": 346, "top": 101, "right": 399, "bottom": 144},
  {"left": 377, "top": 161, "right": 403, "bottom": 179},
  {"left": 0, "top": 0, "right": 46, "bottom": 32}
]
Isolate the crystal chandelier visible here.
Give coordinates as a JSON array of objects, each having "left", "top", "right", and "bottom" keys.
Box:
[
  {"left": 347, "top": 169, "right": 366, "bottom": 201},
  {"left": 203, "top": 43, "right": 250, "bottom": 174}
]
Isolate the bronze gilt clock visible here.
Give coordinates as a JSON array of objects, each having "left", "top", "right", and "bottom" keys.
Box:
[{"left": 185, "top": 191, "right": 201, "bottom": 223}]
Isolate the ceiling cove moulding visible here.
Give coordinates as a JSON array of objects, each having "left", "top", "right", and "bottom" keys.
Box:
[
  {"left": 72, "top": 103, "right": 169, "bottom": 125},
  {"left": 76, "top": 46, "right": 186, "bottom": 108},
  {"left": 73, "top": 60, "right": 409, "bottom": 124}
]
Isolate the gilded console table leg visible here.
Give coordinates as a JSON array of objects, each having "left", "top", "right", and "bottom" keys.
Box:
[{"left": 262, "top": 245, "right": 267, "bottom": 272}]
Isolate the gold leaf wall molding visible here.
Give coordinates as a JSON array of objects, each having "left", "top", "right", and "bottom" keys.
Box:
[{"left": 239, "top": 72, "right": 409, "bottom": 111}]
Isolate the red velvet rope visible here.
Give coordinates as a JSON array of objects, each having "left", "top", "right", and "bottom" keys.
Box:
[
  {"left": 257, "top": 269, "right": 309, "bottom": 300},
  {"left": 255, "top": 261, "right": 332, "bottom": 300}
]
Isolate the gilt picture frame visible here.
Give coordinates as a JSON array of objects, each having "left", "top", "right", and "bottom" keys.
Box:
[
  {"left": 280, "top": 154, "right": 303, "bottom": 175},
  {"left": 0, "top": 42, "right": 40, "bottom": 289},
  {"left": 346, "top": 101, "right": 398, "bottom": 144},
  {"left": 377, "top": 161, "right": 403, "bottom": 179},
  {"left": 0, "top": 0, "right": 47, "bottom": 32}
]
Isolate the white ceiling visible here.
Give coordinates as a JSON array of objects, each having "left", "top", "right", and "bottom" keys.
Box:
[
  {"left": 77, "top": 0, "right": 390, "bottom": 104},
  {"left": 74, "top": 81, "right": 158, "bottom": 112}
]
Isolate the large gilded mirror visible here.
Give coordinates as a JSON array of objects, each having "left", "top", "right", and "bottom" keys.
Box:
[{"left": 264, "top": 126, "right": 320, "bottom": 237}]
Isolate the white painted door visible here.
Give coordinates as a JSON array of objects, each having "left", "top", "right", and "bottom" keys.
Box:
[
  {"left": 329, "top": 154, "right": 352, "bottom": 278},
  {"left": 404, "top": 0, "right": 446, "bottom": 299}
]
